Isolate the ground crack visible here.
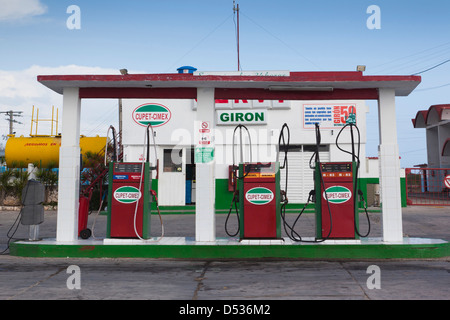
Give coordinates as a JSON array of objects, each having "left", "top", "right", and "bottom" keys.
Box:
[
  {"left": 7, "top": 266, "right": 66, "bottom": 300},
  {"left": 192, "top": 261, "right": 211, "bottom": 300},
  {"left": 339, "top": 262, "right": 371, "bottom": 300}
]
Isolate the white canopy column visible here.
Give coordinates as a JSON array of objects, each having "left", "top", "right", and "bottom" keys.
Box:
[
  {"left": 378, "top": 88, "right": 403, "bottom": 242},
  {"left": 56, "top": 87, "right": 81, "bottom": 242},
  {"left": 195, "top": 87, "right": 216, "bottom": 242}
]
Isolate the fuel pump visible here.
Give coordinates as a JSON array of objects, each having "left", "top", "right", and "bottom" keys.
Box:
[
  {"left": 314, "top": 119, "right": 371, "bottom": 240},
  {"left": 238, "top": 162, "right": 281, "bottom": 239},
  {"left": 225, "top": 124, "right": 282, "bottom": 240},
  {"left": 280, "top": 117, "right": 370, "bottom": 242},
  {"left": 106, "top": 124, "right": 163, "bottom": 240}
]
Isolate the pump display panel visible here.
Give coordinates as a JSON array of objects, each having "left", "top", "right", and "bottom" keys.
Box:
[
  {"left": 320, "top": 163, "right": 352, "bottom": 173},
  {"left": 242, "top": 163, "right": 277, "bottom": 179}
]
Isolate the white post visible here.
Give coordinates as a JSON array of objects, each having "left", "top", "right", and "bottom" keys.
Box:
[
  {"left": 27, "top": 164, "right": 39, "bottom": 241},
  {"left": 27, "top": 163, "right": 37, "bottom": 180},
  {"left": 377, "top": 88, "right": 403, "bottom": 242},
  {"left": 56, "top": 87, "right": 81, "bottom": 242},
  {"left": 195, "top": 87, "right": 216, "bottom": 242}
]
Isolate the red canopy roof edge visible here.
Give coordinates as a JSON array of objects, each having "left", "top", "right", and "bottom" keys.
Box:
[{"left": 37, "top": 71, "right": 421, "bottom": 98}]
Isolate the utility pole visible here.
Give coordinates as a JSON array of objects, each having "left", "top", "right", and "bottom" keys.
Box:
[
  {"left": 0, "top": 110, "right": 23, "bottom": 135},
  {"left": 119, "top": 69, "right": 128, "bottom": 157},
  {"left": 233, "top": 0, "right": 241, "bottom": 71}
]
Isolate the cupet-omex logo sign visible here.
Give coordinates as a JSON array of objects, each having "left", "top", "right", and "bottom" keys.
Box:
[
  {"left": 323, "top": 186, "right": 352, "bottom": 204},
  {"left": 114, "top": 186, "right": 141, "bottom": 204},
  {"left": 132, "top": 103, "right": 172, "bottom": 127},
  {"left": 245, "top": 187, "right": 274, "bottom": 205}
]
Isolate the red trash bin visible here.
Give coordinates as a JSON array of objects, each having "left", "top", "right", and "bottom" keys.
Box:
[{"left": 78, "top": 196, "right": 92, "bottom": 239}]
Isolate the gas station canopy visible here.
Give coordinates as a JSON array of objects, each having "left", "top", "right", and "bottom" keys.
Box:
[
  {"left": 37, "top": 69, "right": 422, "bottom": 245},
  {"left": 38, "top": 71, "right": 421, "bottom": 100}
]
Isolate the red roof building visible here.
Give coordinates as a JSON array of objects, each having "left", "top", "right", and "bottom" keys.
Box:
[{"left": 412, "top": 104, "right": 450, "bottom": 168}]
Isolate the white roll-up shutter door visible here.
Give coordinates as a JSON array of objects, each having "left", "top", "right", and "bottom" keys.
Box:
[{"left": 280, "top": 146, "right": 330, "bottom": 203}]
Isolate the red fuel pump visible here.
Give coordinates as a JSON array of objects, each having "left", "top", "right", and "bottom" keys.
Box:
[
  {"left": 106, "top": 124, "right": 163, "bottom": 240},
  {"left": 239, "top": 162, "right": 281, "bottom": 239},
  {"left": 107, "top": 162, "right": 152, "bottom": 239},
  {"left": 315, "top": 162, "right": 358, "bottom": 239},
  {"left": 281, "top": 121, "right": 370, "bottom": 242},
  {"left": 225, "top": 125, "right": 282, "bottom": 240},
  {"left": 314, "top": 122, "right": 371, "bottom": 240}
]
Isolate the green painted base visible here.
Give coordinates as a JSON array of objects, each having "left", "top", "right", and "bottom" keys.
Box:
[{"left": 9, "top": 238, "right": 450, "bottom": 260}]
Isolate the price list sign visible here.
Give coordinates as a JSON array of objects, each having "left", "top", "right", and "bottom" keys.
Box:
[{"left": 303, "top": 104, "right": 357, "bottom": 129}]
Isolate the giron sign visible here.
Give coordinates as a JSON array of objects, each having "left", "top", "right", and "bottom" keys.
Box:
[
  {"left": 245, "top": 187, "right": 274, "bottom": 205},
  {"left": 132, "top": 103, "right": 172, "bottom": 127},
  {"left": 217, "top": 110, "right": 267, "bottom": 125},
  {"left": 114, "top": 186, "right": 142, "bottom": 204},
  {"left": 323, "top": 186, "right": 352, "bottom": 204}
]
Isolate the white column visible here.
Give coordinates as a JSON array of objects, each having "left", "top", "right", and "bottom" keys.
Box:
[
  {"left": 27, "top": 163, "right": 37, "bottom": 180},
  {"left": 56, "top": 87, "right": 81, "bottom": 242},
  {"left": 377, "top": 88, "right": 403, "bottom": 242},
  {"left": 27, "top": 164, "right": 39, "bottom": 241},
  {"left": 195, "top": 87, "right": 216, "bottom": 242}
]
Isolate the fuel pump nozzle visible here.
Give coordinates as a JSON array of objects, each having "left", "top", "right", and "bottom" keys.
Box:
[
  {"left": 277, "top": 123, "right": 290, "bottom": 205},
  {"left": 334, "top": 119, "right": 371, "bottom": 238},
  {"left": 232, "top": 124, "right": 252, "bottom": 179},
  {"left": 225, "top": 124, "right": 253, "bottom": 237},
  {"left": 280, "top": 123, "right": 334, "bottom": 243},
  {"left": 105, "top": 125, "right": 119, "bottom": 165},
  {"left": 146, "top": 123, "right": 158, "bottom": 170},
  {"left": 132, "top": 123, "right": 163, "bottom": 241}
]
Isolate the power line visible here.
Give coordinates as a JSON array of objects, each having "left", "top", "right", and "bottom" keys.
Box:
[
  {"left": 412, "top": 59, "right": 450, "bottom": 75},
  {"left": 415, "top": 82, "right": 450, "bottom": 92},
  {"left": 240, "top": 11, "right": 322, "bottom": 70},
  {"left": 166, "top": 13, "right": 233, "bottom": 72},
  {"left": 401, "top": 148, "right": 427, "bottom": 155},
  {"left": 370, "top": 41, "right": 450, "bottom": 75}
]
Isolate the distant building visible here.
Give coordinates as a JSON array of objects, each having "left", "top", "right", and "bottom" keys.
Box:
[{"left": 412, "top": 104, "right": 450, "bottom": 168}]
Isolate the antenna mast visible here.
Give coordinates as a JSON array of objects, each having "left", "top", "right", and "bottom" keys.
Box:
[{"left": 233, "top": 1, "right": 241, "bottom": 71}]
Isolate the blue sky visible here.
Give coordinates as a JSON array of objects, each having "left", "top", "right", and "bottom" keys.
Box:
[{"left": 1, "top": 0, "right": 450, "bottom": 167}]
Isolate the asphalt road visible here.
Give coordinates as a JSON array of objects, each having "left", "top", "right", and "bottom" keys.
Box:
[{"left": 0, "top": 206, "right": 449, "bottom": 302}]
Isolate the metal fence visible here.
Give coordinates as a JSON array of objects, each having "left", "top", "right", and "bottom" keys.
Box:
[{"left": 405, "top": 168, "right": 450, "bottom": 206}]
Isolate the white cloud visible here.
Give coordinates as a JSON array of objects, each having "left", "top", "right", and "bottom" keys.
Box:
[
  {"left": 0, "top": 0, "right": 47, "bottom": 21},
  {"left": 0, "top": 65, "right": 122, "bottom": 138},
  {"left": 0, "top": 64, "right": 118, "bottom": 104}
]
